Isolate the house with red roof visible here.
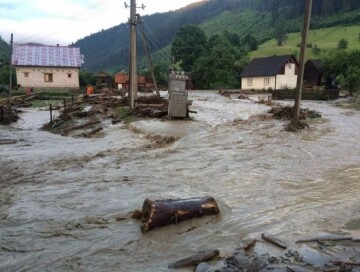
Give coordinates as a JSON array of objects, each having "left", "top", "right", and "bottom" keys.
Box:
[{"left": 11, "top": 43, "right": 83, "bottom": 90}]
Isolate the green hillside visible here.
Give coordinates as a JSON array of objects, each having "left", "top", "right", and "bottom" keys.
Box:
[
  {"left": 0, "top": 36, "right": 9, "bottom": 62},
  {"left": 250, "top": 25, "right": 360, "bottom": 60},
  {"left": 200, "top": 9, "right": 276, "bottom": 44},
  {"left": 74, "top": 0, "right": 360, "bottom": 72}
]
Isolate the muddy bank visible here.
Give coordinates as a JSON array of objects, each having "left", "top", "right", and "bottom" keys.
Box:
[{"left": 1, "top": 91, "right": 360, "bottom": 271}]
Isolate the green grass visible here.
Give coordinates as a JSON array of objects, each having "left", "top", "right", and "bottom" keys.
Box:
[
  {"left": 31, "top": 100, "right": 62, "bottom": 108},
  {"left": 114, "top": 106, "right": 137, "bottom": 123},
  {"left": 250, "top": 25, "right": 360, "bottom": 60}
]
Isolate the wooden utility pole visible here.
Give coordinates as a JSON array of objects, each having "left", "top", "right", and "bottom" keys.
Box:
[
  {"left": 129, "top": 0, "right": 138, "bottom": 110},
  {"left": 9, "top": 33, "right": 13, "bottom": 105},
  {"left": 291, "top": 0, "right": 313, "bottom": 130},
  {"left": 139, "top": 18, "right": 160, "bottom": 97}
]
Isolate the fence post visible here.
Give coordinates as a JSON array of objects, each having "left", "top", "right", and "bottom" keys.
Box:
[
  {"left": 63, "top": 99, "right": 66, "bottom": 117},
  {"left": 50, "top": 104, "right": 53, "bottom": 124}
]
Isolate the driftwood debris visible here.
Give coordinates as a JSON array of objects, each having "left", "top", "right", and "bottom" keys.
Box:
[
  {"left": 261, "top": 233, "right": 287, "bottom": 249},
  {"left": 296, "top": 236, "right": 353, "bottom": 243},
  {"left": 168, "top": 249, "right": 220, "bottom": 269},
  {"left": 244, "top": 239, "right": 257, "bottom": 252},
  {"left": 62, "top": 120, "right": 100, "bottom": 135},
  {"left": 81, "top": 126, "right": 103, "bottom": 137},
  {"left": 140, "top": 196, "right": 219, "bottom": 232},
  {"left": 269, "top": 105, "right": 321, "bottom": 120},
  {"left": 330, "top": 260, "right": 360, "bottom": 266},
  {"left": 0, "top": 139, "right": 18, "bottom": 145}
]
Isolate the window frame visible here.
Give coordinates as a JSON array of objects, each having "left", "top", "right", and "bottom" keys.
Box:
[
  {"left": 247, "top": 78, "right": 253, "bottom": 86},
  {"left": 44, "top": 73, "right": 53, "bottom": 82},
  {"left": 264, "top": 77, "right": 270, "bottom": 86}
]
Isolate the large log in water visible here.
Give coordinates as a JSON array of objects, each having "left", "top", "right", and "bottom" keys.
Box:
[{"left": 140, "top": 196, "right": 219, "bottom": 232}]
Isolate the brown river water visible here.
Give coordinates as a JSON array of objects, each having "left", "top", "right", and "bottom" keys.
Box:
[{"left": 1, "top": 91, "right": 360, "bottom": 271}]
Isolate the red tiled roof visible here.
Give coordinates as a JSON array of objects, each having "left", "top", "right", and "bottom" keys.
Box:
[{"left": 11, "top": 44, "right": 83, "bottom": 68}]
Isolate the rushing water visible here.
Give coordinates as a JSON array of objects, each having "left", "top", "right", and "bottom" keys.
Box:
[{"left": 1, "top": 91, "right": 360, "bottom": 271}]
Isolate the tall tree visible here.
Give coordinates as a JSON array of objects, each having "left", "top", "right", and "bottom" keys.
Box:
[
  {"left": 191, "top": 33, "right": 248, "bottom": 89},
  {"left": 323, "top": 50, "right": 360, "bottom": 93},
  {"left": 171, "top": 25, "right": 208, "bottom": 72}
]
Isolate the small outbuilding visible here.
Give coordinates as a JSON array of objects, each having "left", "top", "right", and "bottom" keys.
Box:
[
  {"left": 240, "top": 55, "right": 299, "bottom": 91},
  {"left": 11, "top": 43, "right": 83, "bottom": 90},
  {"left": 304, "top": 59, "right": 332, "bottom": 88},
  {"left": 96, "top": 71, "right": 113, "bottom": 89}
]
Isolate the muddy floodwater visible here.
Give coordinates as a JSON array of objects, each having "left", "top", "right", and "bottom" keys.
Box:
[{"left": 1, "top": 91, "right": 360, "bottom": 271}]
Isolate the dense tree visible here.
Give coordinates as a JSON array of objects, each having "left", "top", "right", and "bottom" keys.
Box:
[
  {"left": 191, "top": 33, "right": 249, "bottom": 89},
  {"left": 171, "top": 25, "right": 208, "bottom": 72},
  {"left": 242, "top": 34, "right": 258, "bottom": 51},
  {"left": 323, "top": 50, "right": 360, "bottom": 93},
  {"left": 336, "top": 66, "right": 360, "bottom": 93},
  {"left": 79, "top": 71, "right": 96, "bottom": 87}
]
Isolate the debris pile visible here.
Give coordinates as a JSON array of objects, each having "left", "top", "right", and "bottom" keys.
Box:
[
  {"left": 170, "top": 233, "right": 360, "bottom": 272},
  {"left": 0, "top": 93, "right": 42, "bottom": 124},
  {"left": 42, "top": 93, "right": 129, "bottom": 137},
  {"left": 0, "top": 105, "right": 19, "bottom": 125},
  {"left": 269, "top": 104, "right": 322, "bottom": 120},
  {"left": 132, "top": 95, "right": 168, "bottom": 118}
]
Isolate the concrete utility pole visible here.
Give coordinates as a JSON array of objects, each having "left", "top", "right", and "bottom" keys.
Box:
[
  {"left": 129, "top": 0, "right": 138, "bottom": 110},
  {"left": 9, "top": 33, "right": 13, "bottom": 105},
  {"left": 291, "top": 0, "right": 313, "bottom": 129}
]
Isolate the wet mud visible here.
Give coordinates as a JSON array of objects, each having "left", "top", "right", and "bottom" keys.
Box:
[{"left": 1, "top": 92, "right": 360, "bottom": 271}]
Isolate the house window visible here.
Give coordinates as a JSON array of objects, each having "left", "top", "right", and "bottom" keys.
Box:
[
  {"left": 44, "top": 73, "right": 53, "bottom": 82},
  {"left": 24, "top": 72, "right": 29, "bottom": 78},
  {"left": 247, "top": 78, "right": 253, "bottom": 86},
  {"left": 264, "top": 77, "right": 270, "bottom": 86},
  {"left": 67, "top": 73, "right": 72, "bottom": 78}
]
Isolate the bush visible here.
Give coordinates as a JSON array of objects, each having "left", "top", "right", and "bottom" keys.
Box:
[
  {"left": 312, "top": 45, "right": 321, "bottom": 55},
  {"left": 338, "top": 38, "right": 348, "bottom": 50}
]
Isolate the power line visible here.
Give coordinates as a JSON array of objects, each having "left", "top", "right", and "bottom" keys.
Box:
[
  {"left": 15, "top": 0, "right": 113, "bottom": 44},
  {"left": 239, "top": 9, "right": 272, "bottom": 39}
]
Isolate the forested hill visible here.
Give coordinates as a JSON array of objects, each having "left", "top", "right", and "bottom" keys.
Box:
[
  {"left": 0, "top": 36, "right": 9, "bottom": 62},
  {"left": 73, "top": 0, "right": 360, "bottom": 72}
]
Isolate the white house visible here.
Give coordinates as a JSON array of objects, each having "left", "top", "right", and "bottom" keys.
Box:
[
  {"left": 11, "top": 43, "right": 83, "bottom": 90},
  {"left": 240, "top": 55, "right": 299, "bottom": 91}
]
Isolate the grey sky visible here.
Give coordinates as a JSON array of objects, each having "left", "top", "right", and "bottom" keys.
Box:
[{"left": 0, "top": 0, "right": 203, "bottom": 45}]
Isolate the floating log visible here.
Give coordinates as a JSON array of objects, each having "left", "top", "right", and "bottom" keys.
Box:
[
  {"left": 168, "top": 249, "right": 220, "bottom": 269},
  {"left": 140, "top": 196, "right": 219, "bottom": 232},
  {"left": 261, "top": 233, "right": 287, "bottom": 249}
]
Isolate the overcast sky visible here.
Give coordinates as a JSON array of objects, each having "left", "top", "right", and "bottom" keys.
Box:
[{"left": 0, "top": 0, "right": 202, "bottom": 45}]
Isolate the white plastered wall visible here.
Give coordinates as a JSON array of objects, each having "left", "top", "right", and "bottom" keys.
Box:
[{"left": 16, "top": 66, "right": 80, "bottom": 88}]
